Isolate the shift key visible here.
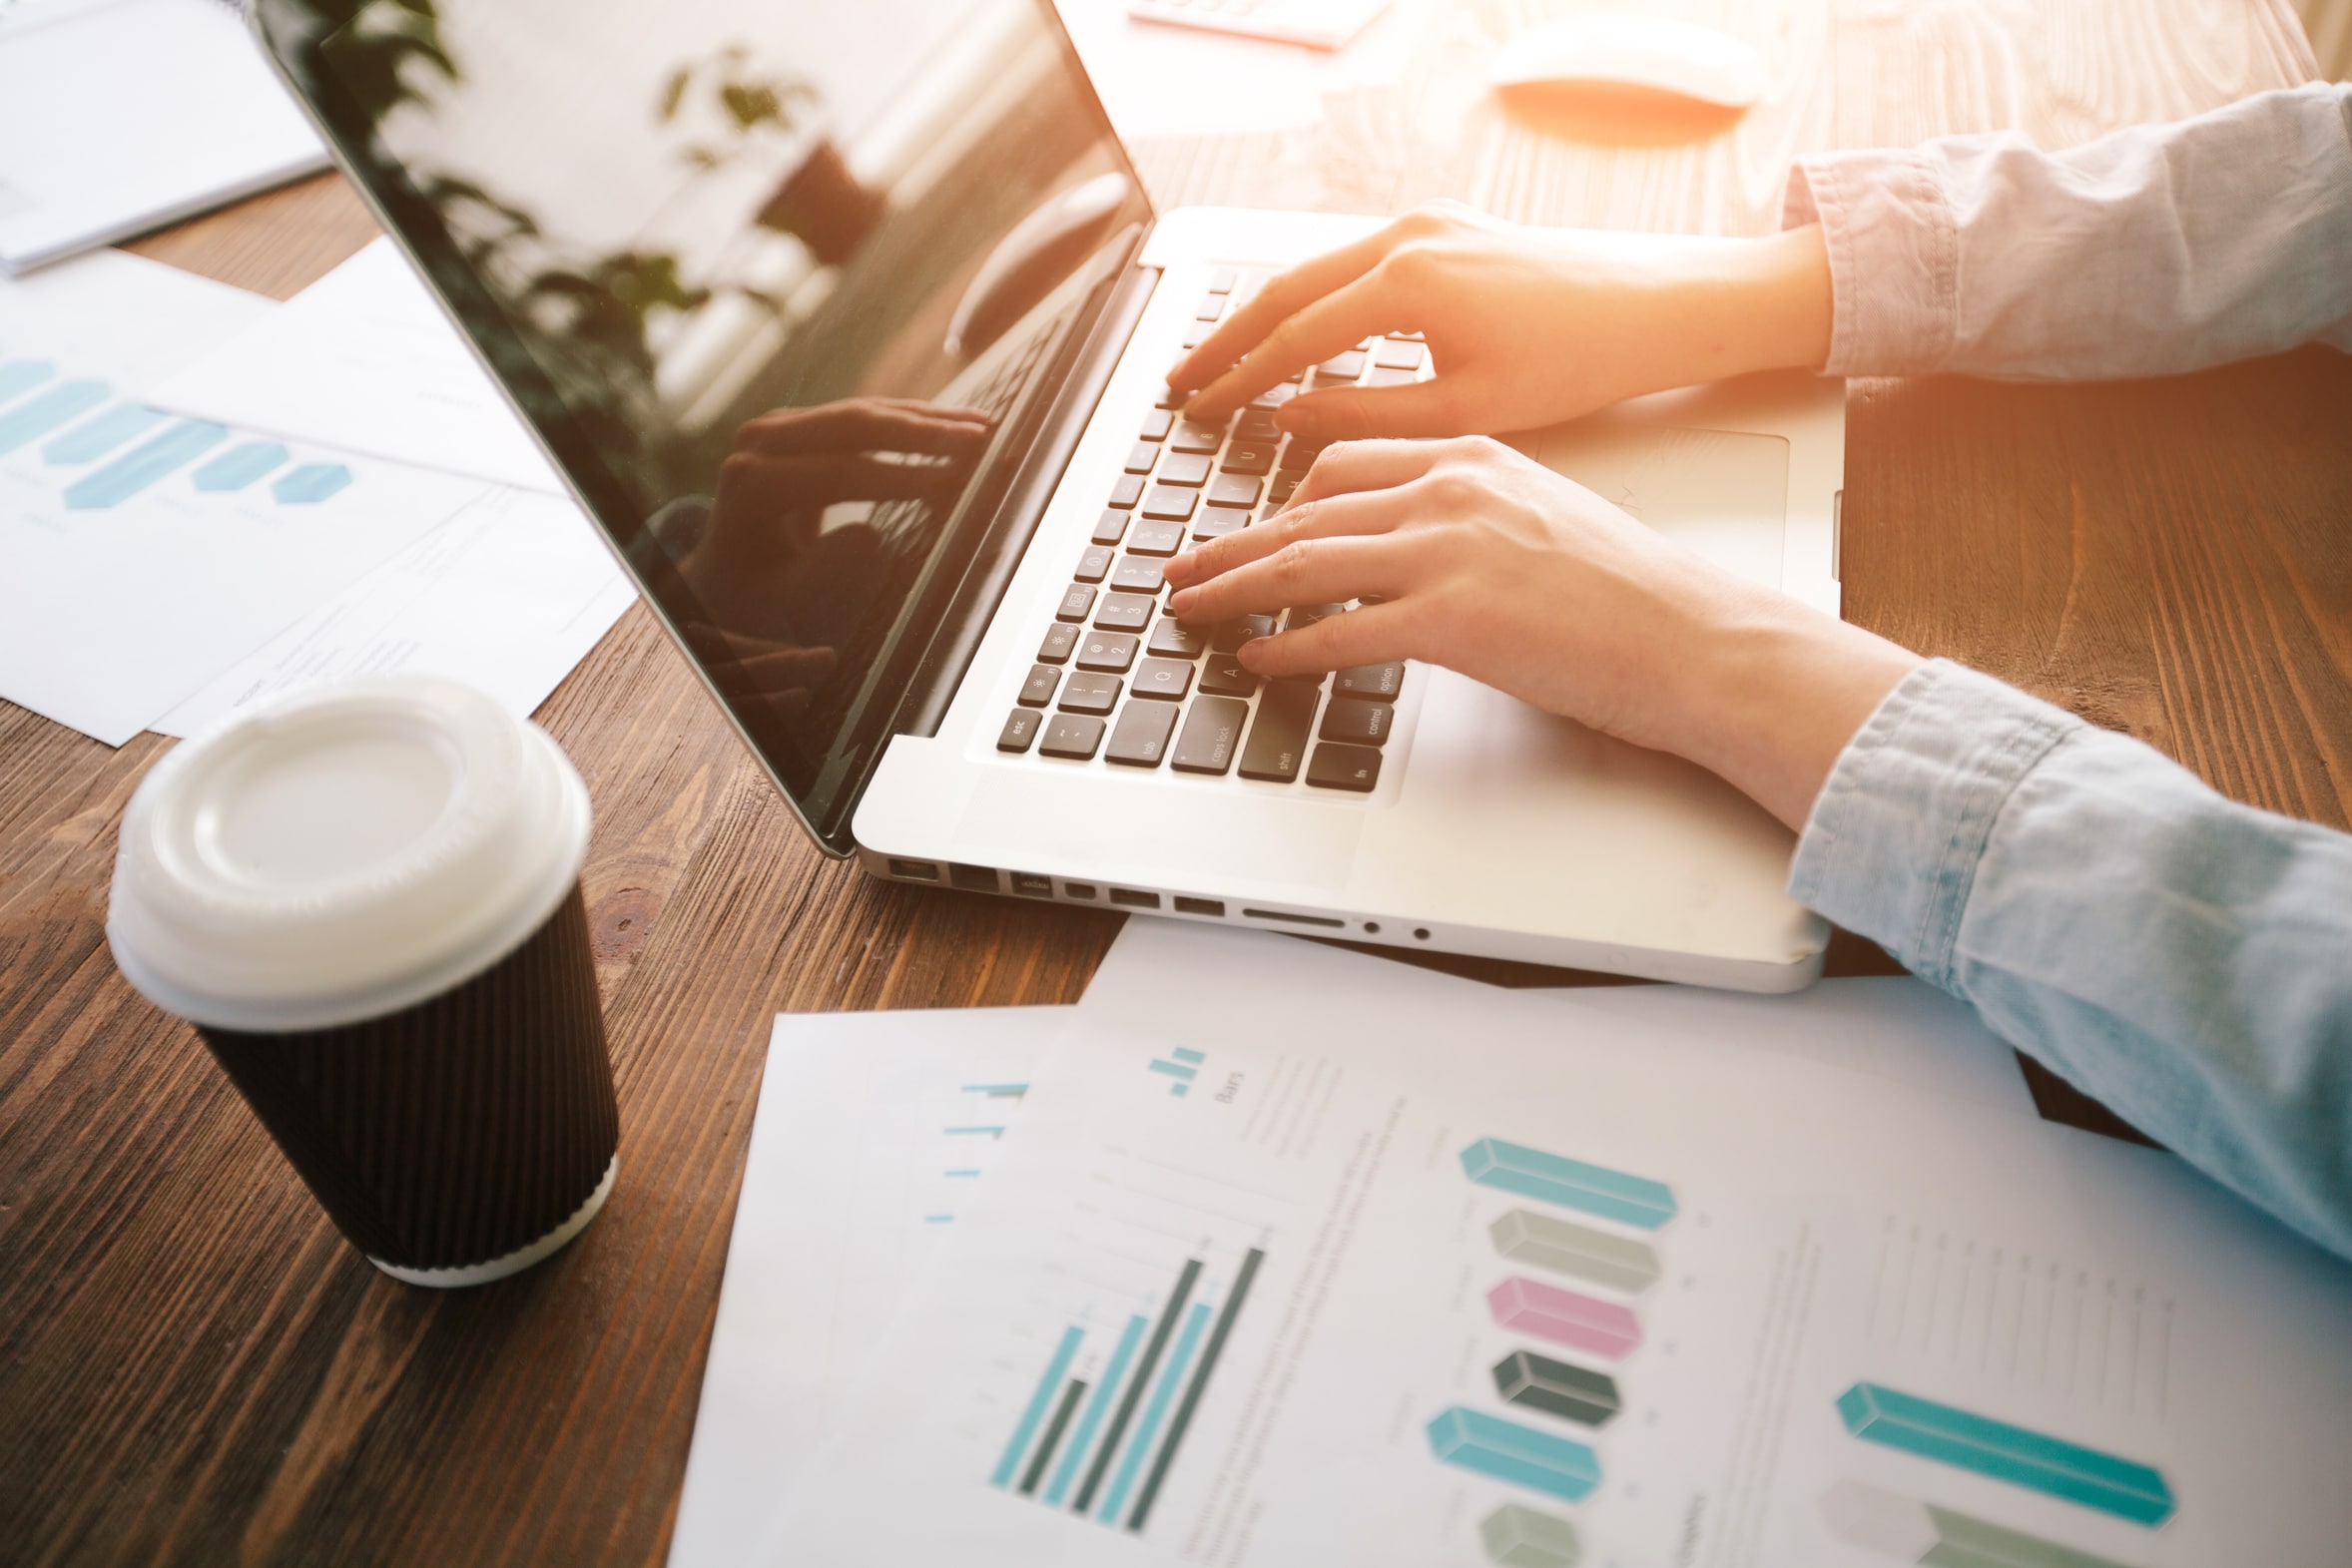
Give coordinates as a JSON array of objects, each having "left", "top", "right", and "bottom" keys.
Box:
[{"left": 1238, "top": 683, "right": 1318, "bottom": 782}]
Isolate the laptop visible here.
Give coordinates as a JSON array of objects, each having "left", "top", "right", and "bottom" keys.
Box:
[{"left": 253, "top": 0, "right": 1844, "bottom": 991}]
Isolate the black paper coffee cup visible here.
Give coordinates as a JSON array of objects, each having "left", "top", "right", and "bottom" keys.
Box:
[{"left": 108, "top": 675, "right": 619, "bottom": 1287}]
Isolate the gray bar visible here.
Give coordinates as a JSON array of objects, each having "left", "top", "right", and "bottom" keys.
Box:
[
  {"left": 1489, "top": 1209, "right": 1660, "bottom": 1294},
  {"left": 1073, "top": 1258, "right": 1201, "bottom": 1514},
  {"left": 1019, "top": 1377, "right": 1089, "bottom": 1496},
  {"left": 1127, "top": 1246, "right": 1266, "bottom": 1532}
]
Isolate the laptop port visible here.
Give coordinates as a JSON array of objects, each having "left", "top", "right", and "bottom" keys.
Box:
[
  {"left": 887, "top": 858, "right": 939, "bottom": 881},
  {"left": 1242, "top": 907, "right": 1345, "bottom": 928},
  {"left": 1065, "top": 882, "right": 1097, "bottom": 900},
  {"left": 1011, "top": 873, "right": 1054, "bottom": 899},
  {"left": 1109, "top": 888, "right": 1161, "bottom": 909},
  {"left": 1173, "top": 896, "right": 1224, "bottom": 917},
  {"left": 948, "top": 863, "right": 998, "bottom": 893}
]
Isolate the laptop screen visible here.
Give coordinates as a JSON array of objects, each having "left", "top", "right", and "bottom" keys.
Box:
[{"left": 257, "top": 0, "right": 1151, "bottom": 851}]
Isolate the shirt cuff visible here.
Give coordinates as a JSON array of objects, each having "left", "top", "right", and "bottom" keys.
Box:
[
  {"left": 1781, "top": 150, "right": 1962, "bottom": 375},
  {"left": 1788, "top": 660, "right": 2078, "bottom": 988}
]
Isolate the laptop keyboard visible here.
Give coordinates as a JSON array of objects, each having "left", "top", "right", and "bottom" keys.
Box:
[{"left": 994, "top": 269, "right": 1427, "bottom": 793}]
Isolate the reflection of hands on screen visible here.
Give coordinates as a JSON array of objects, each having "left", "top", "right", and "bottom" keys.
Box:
[
  {"left": 679, "top": 620, "right": 842, "bottom": 729},
  {"left": 677, "top": 397, "right": 992, "bottom": 649}
]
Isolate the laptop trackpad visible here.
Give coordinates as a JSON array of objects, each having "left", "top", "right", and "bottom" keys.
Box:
[{"left": 1523, "top": 426, "right": 1788, "bottom": 590}]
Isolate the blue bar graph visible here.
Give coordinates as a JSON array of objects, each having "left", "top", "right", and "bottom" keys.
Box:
[
  {"left": 193, "top": 440, "right": 289, "bottom": 492},
  {"left": 1836, "top": 1383, "right": 2175, "bottom": 1526},
  {"left": 0, "top": 380, "right": 110, "bottom": 454},
  {"left": 992, "top": 1325, "right": 1085, "bottom": 1489},
  {"left": 0, "top": 359, "right": 54, "bottom": 402},
  {"left": 1099, "top": 1302, "right": 1209, "bottom": 1522},
  {"left": 1047, "top": 1314, "right": 1147, "bottom": 1505},
  {"left": 64, "top": 420, "right": 228, "bottom": 510},
  {"left": 273, "top": 462, "right": 353, "bottom": 504},
  {"left": 1461, "top": 1137, "right": 1678, "bottom": 1230},
  {"left": 1426, "top": 1406, "right": 1602, "bottom": 1504},
  {"left": 1148, "top": 1059, "right": 1197, "bottom": 1082},
  {"left": 43, "top": 403, "right": 168, "bottom": 464}
]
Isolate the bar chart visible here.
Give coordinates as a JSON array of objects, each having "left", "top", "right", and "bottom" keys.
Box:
[
  {"left": 991, "top": 1245, "right": 1266, "bottom": 1533},
  {"left": 1146, "top": 1046, "right": 1206, "bottom": 1097},
  {"left": 1836, "top": 1383, "right": 2175, "bottom": 1526}
]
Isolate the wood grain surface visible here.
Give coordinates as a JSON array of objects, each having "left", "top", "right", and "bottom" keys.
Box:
[{"left": 0, "top": 2, "right": 2336, "bottom": 1563}]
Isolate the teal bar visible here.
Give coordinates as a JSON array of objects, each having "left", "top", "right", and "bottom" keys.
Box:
[
  {"left": 1836, "top": 1383, "right": 2174, "bottom": 1526},
  {"left": 0, "top": 379, "right": 109, "bottom": 454},
  {"left": 64, "top": 420, "right": 228, "bottom": 510},
  {"left": 273, "top": 461, "right": 353, "bottom": 504},
  {"left": 991, "top": 1324, "right": 1084, "bottom": 1489},
  {"left": 1047, "top": 1313, "right": 1146, "bottom": 1505},
  {"left": 1461, "top": 1138, "right": 1677, "bottom": 1230},
  {"left": 946, "top": 1124, "right": 1005, "bottom": 1137},
  {"left": 1099, "top": 1302, "right": 1209, "bottom": 1522},
  {"left": 193, "top": 440, "right": 289, "bottom": 491},
  {"left": 1148, "top": 1059, "right": 1197, "bottom": 1082},
  {"left": 1171, "top": 1047, "right": 1205, "bottom": 1064},
  {"left": 0, "top": 359, "right": 53, "bottom": 403},
  {"left": 1426, "top": 1406, "right": 1601, "bottom": 1504},
  {"left": 43, "top": 403, "right": 167, "bottom": 464}
]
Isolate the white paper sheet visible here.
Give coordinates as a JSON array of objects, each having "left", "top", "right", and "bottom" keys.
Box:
[
  {"left": 767, "top": 922, "right": 2352, "bottom": 1566},
  {"left": 153, "top": 484, "right": 635, "bottom": 737},
  {"left": 0, "top": 0, "right": 327, "bottom": 272},
  {"left": 1052, "top": 0, "right": 1413, "bottom": 140},
  {"left": 667, "top": 1008, "right": 1064, "bottom": 1568},
  {"left": 150, "top": 238, "right": 568, "bottom": 495}
]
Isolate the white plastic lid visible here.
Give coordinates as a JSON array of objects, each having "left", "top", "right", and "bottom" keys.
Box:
[{"left": 108, "top": 675, "right": 592, "bottom": 1033}]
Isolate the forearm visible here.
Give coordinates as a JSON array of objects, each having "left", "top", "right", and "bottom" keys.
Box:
[{"left": 1793, "top": 661, "right": 2352, "bottom": 1261}]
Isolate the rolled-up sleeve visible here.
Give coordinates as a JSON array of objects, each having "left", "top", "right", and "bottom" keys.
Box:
[
  {"left": 1782, "top": 83, "right": 2352, "bottom": 379},
  {"left": 1791, "top": 661, "right": 2352, "bottom": 1261}
]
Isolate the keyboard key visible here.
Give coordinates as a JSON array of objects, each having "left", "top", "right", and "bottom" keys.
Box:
[
  {"left": 1198, "top": 655, "right": 1258, "bottom": 697},
  {"left": 1235, "top": 410, "right": 1281, "bottom": 444},
  {"left": 1019, "top": 665, "right": 1060, "bottom": 707},
  {"left": 1195, "top": 292, "right": 1226, "bottom": 321},
  {"left": 1181, "top": 323, "right": 1210, "bottom": 349},
  {"left": 1138, "top": 407, "right": 1174, "bottom": 441},
  {"left": 1390, "top": 329, "right": 1426, "bottom": 341},
  {"left": 1374, "top": 338, "right": 1427, "bottom": 370},
  {"left": 1141, "top": 484, "right": 1198, "bottom": 521},
  {"left": 1319, "top": 697, "right": 1393, "bottom": 745},
  {"left": 1277, "top": 437, "right": 1327, "bottom": 476},
  {"left": 1284, "top": 603, "right": 1344, "bottom": 633},
  {"left": 1074, "top": 545, "right": 1113, "bottom": 583},
  {"left": 1206, "top": 472, "right": 1262, "bottom": 509},
  {"left": 1364, "top": 365, "right": 1416, "bottom": 387},
  {"left": 1211, "top": 614, "right": 1275, "bottom": 652},
  {"left": 1123, "top": 442, "right": 1158, "bottom": 474},
  {"left": 1192, "top": 511, "right": 1245, "bottom": 540},
  {"left": 1111, "top": 556, "right": 1164, "bottom": 595},
  {"left": 1040, "top": 713, "right": 1106, "bottom": 760},
  {"left": 1153, "top": 384, "right": 1184, "bottom": 409},
  {"left": 1147, "top": 618, "right": 1210, "bottom": 659},
  {"left": 1333, "top": 661, "right": 1405, "bottom": 698},
  {"left": 1267, "top": 473, "right": 1301, "bottom": 508},
  {"left": 1247, "top": 382, "right": 1298, "bottom": 411},
  {"left": 1105, "top": 700, "right": 1179, "bottom": 768},
  {"left": 1077, "top": 630, "right": 1139, "bottom": 672},
  {"left": 1131, "top": 657, "right": 1195, "bottom": 701},
  {"left": 1038, "top": 623, "right": 1078, "bottom": 663},
  {"left": 1206, "top": 265, "right": 1238, "bottom": 293},
  {"left": 1172, "top": 696, "right": 1250, "bottom": 775},
  {"left": 1307, "top": 743, "right": 1382, "bottom": 791},
  {"left": 1125, "top": 516, "right": 1187, "bottom": 555},
  {"left": 1221, "top": 442, "right": 1276, "bottom": 476},
  {"left": 1170, "top": 419, "right": 1225, "bottom": 454},
  {"left": 1156, "top": 451, "right": 1212, "bottom": 487},
  {"left": 1316, "top": 349, "right": 1366, "bottom": 379},
  {"left": 1056, "top": 584, "right": 1096, "bottom": 622},
  {"left": 998, "top": 709, "right": 1041, "bottom": 753},
  {"left": 1091, "top": 509, "right": 1129, "bottom": 546},
  {"left": 1058, "top": 672, "right": 1121, "bottom": 714},
  {"left": 1239, "top": 683, "right": 1318, "bottom": 782},
  {"left": 1095, "top": 592, "right": 1155, "bottom": 632},
  {"left": 1109, "top": 474, "right": 1145, "bottom": 509}
]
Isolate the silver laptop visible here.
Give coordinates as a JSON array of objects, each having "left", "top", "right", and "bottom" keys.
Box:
[{"left": 255, "top": 0, "right": 1843, "bottom": 991}]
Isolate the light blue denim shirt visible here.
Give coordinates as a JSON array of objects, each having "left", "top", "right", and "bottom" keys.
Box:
[{"left": 1780, "top": 84, "right": 2352, "bottom": 1260}]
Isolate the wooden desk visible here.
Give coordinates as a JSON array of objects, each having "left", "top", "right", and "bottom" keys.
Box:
[{"left": 3, "top": 4, "right": 2342, "bottom": 1562}]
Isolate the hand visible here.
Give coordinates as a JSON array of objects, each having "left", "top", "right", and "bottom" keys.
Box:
[
  {"left": 1166, "top": 203, "right": 1833, "bottom": 441},
  {"left": 1160, "top": 437, "right": 1921, "bottom": 830}
]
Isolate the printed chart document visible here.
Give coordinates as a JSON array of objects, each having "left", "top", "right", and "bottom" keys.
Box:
[
  {"left": 151, "top": 239, "right": 566, "bottom": 494},
  {"left": 768, "top": 923, "right": 2352, "bottom": 1566},
  {"left": 668, "top": 1007, "right": 1063, "bottom": 1568},
  {"left": 0, "top": 0, "right": 327, "bottom": 272}
]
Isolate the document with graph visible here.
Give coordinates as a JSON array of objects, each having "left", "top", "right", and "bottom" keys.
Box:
[{"left": 767, "top": 922, "right": 2352, "bottom": 1566}]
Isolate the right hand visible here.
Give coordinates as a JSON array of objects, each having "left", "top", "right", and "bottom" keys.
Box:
[{"left": 1166, "top": 202, "right": 1833, "bottom": 441}]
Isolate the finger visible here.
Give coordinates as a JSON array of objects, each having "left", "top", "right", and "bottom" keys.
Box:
[
  {"left": 1278, "top": 437, "right": 1454, "bottom": 510},
  {"left": 1274, "top": 377, "right": 1468, "bottom": 443},
  {"left": 1181, "top": 267, "right": 1402, "bottom": 426},
  {"left": 1165, "top": 225, "right": 1405, "bottom": 393},
  {"left": 1237, "top": 601, "right": 1413, "bottom": 678},
  {"left": 1165, "top": 532, "right": 1415, "bottom": 625},
  {"left": 1162, "top": 482, "right": 1414, "bottom": 593}
]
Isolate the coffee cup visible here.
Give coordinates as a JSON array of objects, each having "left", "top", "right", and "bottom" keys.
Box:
[{"left": 108, "top": 675, "right": 619, "bottom": 1287}]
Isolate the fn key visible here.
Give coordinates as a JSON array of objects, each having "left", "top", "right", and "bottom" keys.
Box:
[{"left": 1306, "top": 744, "right": 1381, "bottom": 791}]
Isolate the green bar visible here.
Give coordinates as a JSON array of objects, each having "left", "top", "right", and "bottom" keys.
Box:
[
  {"left": 1836, "top": 1383, "right": 2174, "bottom": 1526},
  {"left": 1489, "top": 1209, "right": 1661, "bottom": 1293},
  {"left": 1923, "top": 1502, "right": 2139, "bottom": 1568},
  {"left": 1492, "top": 1350, "right": 1620, "bottom": 1429},
  {"left": 1478, "top": 1502, "right": 1583, "bottom": 1568}
]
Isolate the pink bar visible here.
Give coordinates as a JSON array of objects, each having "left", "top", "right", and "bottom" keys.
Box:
[{"left": 1486, "top": 1277, "right": 1642, "bottom": 1359}]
